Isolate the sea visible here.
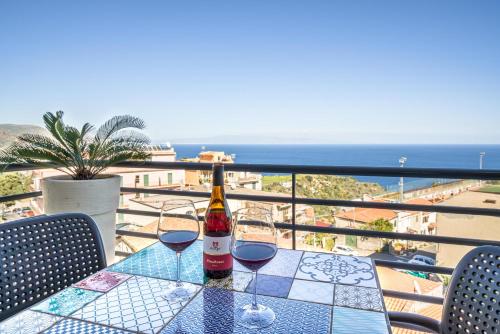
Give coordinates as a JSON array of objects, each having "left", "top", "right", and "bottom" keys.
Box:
[{"left": 173, "top": 144, "right": 500, "bottom": 191}]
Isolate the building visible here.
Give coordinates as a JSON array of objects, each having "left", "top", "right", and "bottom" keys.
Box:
[
  {"left": 335, "top": 198, "right": 436, "bottom": 251},
  {"left": 181, "top": 151, "right": 262, "bottom": 190},
  {"left": 116, "top": 185, "right": 315, "bottom": 252},
  {"left": 404, "top": 198, "right": 437, "bottom": 235}
]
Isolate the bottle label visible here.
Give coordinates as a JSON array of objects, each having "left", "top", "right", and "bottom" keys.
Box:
[{"left": 203, "top": 236, "right": 232, "bottom": 270}]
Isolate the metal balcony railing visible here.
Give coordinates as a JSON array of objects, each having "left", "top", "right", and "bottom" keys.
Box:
[{"left": 2, "top": 161, "right": 500, "bottom": 307}]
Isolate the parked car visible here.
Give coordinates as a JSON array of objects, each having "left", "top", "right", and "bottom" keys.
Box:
[
  {"left": 20, "top": 210, "right": 35, "bottom": 217},
  {"left": 409, "top": 254, "right": 436, "bottom": 266},
  {"left": 333, "top": 245, "right": 359, "bottom": 256}
]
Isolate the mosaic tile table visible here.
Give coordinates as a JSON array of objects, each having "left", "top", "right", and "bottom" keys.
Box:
[{"left": 0, "top": 241, "right": 392, "bottom": 334}]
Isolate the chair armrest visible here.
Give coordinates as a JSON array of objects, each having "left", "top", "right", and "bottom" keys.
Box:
[{"left": 388, "top": 311, "right": 441, "bottom": 333}]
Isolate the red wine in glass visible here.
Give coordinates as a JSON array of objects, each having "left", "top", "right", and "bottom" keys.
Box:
[
  {"left": 231, "top": 207, "right": 277, "bottom": 330},
  {"left": 159, "top": 230, "right": 199, "bottom": 253},
  {"left": 157, "top": 199, "right": 200, "bottom": 302},
  {"left": 232, "top": 241, "right": 277, "bottom": 271}
]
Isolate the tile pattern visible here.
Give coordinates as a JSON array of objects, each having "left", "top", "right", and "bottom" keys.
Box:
[
  {"left": 331, "top": 306, "right": 389, "bottom": 334},
  {"left": 160, "top": 288, "right": 332, "bottom": 334},
  {"left": 288, "top": 279, "right": 335, "bottom": 305},
  {"left": 42, "top": 318, "right": 129, "bottom": 334},
  {"left": 334, "top": 284, "right": 384, "bottom": 312},
  {"left": 0, "top": 310, "right": 60, "bottom": 334},
  {"left": 245, "top": 274, "right": 293, "bottom": 298},
  {"left": 233, "top": 249, "right": 303, "bottom": 278},
  {"left": 110, "top": 241, "right": 204, "bottom": 284},
  {"left": 31, "top": 288, "right": 102, "bottom": 316},
  {"left": 5, "top": 241, "right": 391, "bottom": 334},
  {"left": 296, "top": 252, "right": 377, "bottom": 288},
  {"left": 205, "top": 271, "right": 253, "bottom": 292},
  {"left": 71, "top": 275, "right": 200, "bottom": 334},
  {"left": 74, "top": 271, "right": 131, "bottom": 292}
]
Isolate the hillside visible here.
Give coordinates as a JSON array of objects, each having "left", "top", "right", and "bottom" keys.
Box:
[
  {"left": 263, "top": 174, "right": 385, "bottom": 220},
  {"left": 0, "top": 124, "right": 46, "bottom": 148},
  {"left": 263, "top": 174, "right": 384, "bottom": 200}
]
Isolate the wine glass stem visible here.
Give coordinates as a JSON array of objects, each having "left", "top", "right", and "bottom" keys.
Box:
[
  {"left": 176, "top": 252, "right": 182, "bottom": 287},
  {"left": 251, "top": 270, "right": 258, "bottom": 310}
]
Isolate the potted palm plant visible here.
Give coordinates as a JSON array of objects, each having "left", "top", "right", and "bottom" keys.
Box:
[{"left": 1, "top": 111, "right": 151, "bottom": 263}]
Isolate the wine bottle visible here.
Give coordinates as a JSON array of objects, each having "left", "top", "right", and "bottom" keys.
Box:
[{"left": 203, "top": 163, "right": 233, "bottom": 278}]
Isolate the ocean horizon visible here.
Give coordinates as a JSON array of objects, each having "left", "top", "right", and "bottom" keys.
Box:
[{"left": 172, "top": 144, "right": 500, "bottom": 191}]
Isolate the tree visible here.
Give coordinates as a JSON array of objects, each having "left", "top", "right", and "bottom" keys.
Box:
[
  {"left": 363, "top": 218, "right": 394, "bottom": 232},
  {"left": 0, "top": 173, "right": 31, "bottom": 207},
  {"left": 0, "top": 111, "right": 151, "bottom": 180},
  {"left": 361, "top": 218, "right": 394, "bottom": 249}
]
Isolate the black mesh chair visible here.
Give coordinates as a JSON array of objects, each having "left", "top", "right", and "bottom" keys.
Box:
[
  {"left": 0, "top": 213, "right": 107, "bottom": 321},
  {"left": 389, "top": 245, "right": 500, "bottom": 334}
]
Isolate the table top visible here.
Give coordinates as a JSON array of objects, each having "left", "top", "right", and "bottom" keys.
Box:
[{"left": 0, "top": 241, "right": 392, "bottom": 334}]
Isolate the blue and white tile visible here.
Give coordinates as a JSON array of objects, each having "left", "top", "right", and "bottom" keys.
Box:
[
  {"left": 0, "top": 310, "right": 60, "bottom": 334},
  {"left": 41, "top": 318, "right": 129, "bottom": 333},
  {"left": 234, "top": 248, "right": 303, "bottom": 278},
  {"left": 333, "top": 284, "right": 384, "bottom": 312},
  {"left": 71, "top": 275, "right": 200, "bottom": 334},
  {"left": 160, "top": 288, "right": 331, "bottom": 334},
  {"left": 287, "top": 279, "right": 335, "bottom": 305},
  {"left": 31, "top": 288, "right": 102, "bottom": 316},
  {"left": 205, "top": 270, "right": 253, "bottom": 292},
  {"left": 245, "top": 274, "right": 293, "bottom": 298},
  {"left": 331, "top": 306, "right": 389, "bottom": 334},
  {"left": 295, "top": 252, "right": 377, "bottom": 288},
  {"left": 109, "top": 241, "right": 204, "bottom": 284}
]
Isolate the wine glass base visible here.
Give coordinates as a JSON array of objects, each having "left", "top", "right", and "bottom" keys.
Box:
[
  {"left": 161, "top": 282, "right": 197, "bottom": 303},
  {"left": 235, "top": 303, "right": 276, "bottom": 329}
]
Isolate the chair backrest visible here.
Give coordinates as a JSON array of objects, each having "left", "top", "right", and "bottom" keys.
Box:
[
  {"left": 442, "top": 245, "right": 500, "bottom": 334},
  {"left": 0, "top": 213, "right": 106, "bottom": 321}
]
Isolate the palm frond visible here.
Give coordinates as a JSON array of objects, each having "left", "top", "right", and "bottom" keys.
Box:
[
  {"left": 80, "top": 123, "right": 94, "bottom": 138},
  {"left": 95, "top": 115, "right": 146, "bottom": 142},
  {"left": 2, "top": 111, "right": 151, "bottom": 180},
  {"left": 42, "top": 111, "right": 69, "bottom": 148},
  {"left": 16, "top": 134, "right": 73, "bottom": 160}
]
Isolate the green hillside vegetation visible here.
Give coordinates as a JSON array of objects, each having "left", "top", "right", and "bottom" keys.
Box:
[
  {"left": 263, "top": 174, "right": 385, "bottom": 220},
  {"left": 262, "top": 175, "right": 292, "bottom": 187},
  {"left": 478, "top": 185, "right": 500, "bottom": 194},
  {"left": 264, "top": 175, "right": 385, "bottom": 252},
  {"left": 0, "top": 173, "right": 31, "bottom": 208},
  {"left": 263, "top": 174, "right": 384, "bottom": 199}
]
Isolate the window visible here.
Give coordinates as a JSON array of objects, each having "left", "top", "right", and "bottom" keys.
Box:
[{"left": 167, "top": 172, "right": 173, "bottom": 185}]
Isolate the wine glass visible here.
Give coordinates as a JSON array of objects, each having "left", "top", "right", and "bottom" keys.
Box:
[
  {"left": 231, "top": 207, "right": 277, "bottom": 329},
  {"left": 157, "top": 199, "right": 200, "bottom": 302}
]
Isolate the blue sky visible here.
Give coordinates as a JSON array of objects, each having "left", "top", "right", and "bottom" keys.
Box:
[{"left": 1, "top": 1, "right": 499, "bottom": 144}]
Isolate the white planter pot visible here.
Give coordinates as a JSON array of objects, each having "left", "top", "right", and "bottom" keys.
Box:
[{"left": 42, "top": 175, "right": 122, "bottom": 265}]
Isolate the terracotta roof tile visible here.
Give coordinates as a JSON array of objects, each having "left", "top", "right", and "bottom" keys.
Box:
[{"left": 336, "top": 207, "right": 398, "bottom": 223}]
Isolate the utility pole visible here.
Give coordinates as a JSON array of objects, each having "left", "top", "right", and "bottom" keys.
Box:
[
  {"left": 479, "top": 152, "right": 485, "bottom": 187},
  {"left": 399, "top": 156, "right": 407, "bottom": 202}
]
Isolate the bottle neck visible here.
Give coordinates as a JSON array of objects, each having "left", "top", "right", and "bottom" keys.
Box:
[
  {"left": 213, "top": 164, "right": 224, "bottom": 187},
  {"left": 211, "top": 163, "right": 225, "bottom": 202},
  {"left": 210, "top": 185, "right": 225, "bottom": 200}
]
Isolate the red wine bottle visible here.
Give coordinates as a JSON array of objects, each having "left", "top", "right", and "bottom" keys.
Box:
[{"left": 203, "top": 163, "right": 233, "bottom": 278}]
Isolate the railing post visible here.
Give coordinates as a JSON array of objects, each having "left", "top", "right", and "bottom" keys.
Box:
[{"left": 292, "top": 173, "right": 296, "bottom": 250}]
